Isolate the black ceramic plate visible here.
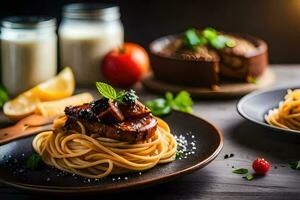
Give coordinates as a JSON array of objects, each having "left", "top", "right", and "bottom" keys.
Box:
[
  {"left": 237, "top": 85, "right": 300, "bottom": 135},
  {"left": 0, "top": 111, "right": 223, "bottom": 194}
]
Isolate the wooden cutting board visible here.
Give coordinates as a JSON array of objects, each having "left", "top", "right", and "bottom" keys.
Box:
[
  {"left": 0, "top": 115, "right": 53, "bottom": 144},
  {"left": 142, "top": 68, "right": 275, "bottom": 98}
]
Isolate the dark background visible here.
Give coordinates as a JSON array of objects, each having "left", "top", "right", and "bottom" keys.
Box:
[{"left": 1, "top": 0, "right": 300, "bottom": 64}]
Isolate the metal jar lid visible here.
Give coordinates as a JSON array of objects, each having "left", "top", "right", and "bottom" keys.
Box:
[
  {"left": 1, "top": 16, "right": 56, "bottom": 29},
  {"left": 62, "top": 3, "right": 120, "bottom": 21}
]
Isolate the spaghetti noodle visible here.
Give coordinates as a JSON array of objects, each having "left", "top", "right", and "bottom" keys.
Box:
[
  {"left": 32, "top": 116, "right": 177, "bottom": 179},
  {"left": 265, "top": 89, "right": 300, "bottom": 131}
]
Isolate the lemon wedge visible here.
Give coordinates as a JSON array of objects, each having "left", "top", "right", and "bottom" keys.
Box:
[
  {"left": 36, "top": 93, "right": 94, "bottom": 117},
  {"left": 3, "top": 91, "right": 40, "bottom": 121},
  {"left": 3, "top": 67, "right": 75, "bottom": 120},
  {"left": 30, "top": 67, "right": 75, "bottom": 101}
]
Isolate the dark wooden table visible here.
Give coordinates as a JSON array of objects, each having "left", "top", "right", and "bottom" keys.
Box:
[{"left": 1, "top": 65, "right": 300, "bottom": 200}]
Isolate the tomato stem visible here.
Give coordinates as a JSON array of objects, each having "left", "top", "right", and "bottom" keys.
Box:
[{"left": 119, "top": 46, "right": 125, "bottom": 54}]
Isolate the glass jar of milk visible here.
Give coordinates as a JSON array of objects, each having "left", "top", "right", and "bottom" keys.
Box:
[
  {"left": 1, "top": 16, "right": 57, "bottom": 95},
  {"left": 59, "top": 4, "right": 124, "bottom": 86}
]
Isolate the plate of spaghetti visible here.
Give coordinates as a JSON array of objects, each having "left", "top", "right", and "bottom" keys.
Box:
[
  {"left": 0, "top": 83, "right": 223, "bottom": 194},
  {"left": 237, "top": 85, "right": 300, "bottom": 135}
]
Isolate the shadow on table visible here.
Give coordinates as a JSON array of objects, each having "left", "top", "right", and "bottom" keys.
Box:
[{"left": 228, "top": 120, "right": 300, "bottom": 160}]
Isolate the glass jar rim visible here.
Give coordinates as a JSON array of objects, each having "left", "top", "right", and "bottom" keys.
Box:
[
  {"left": 1, "top": 16, "right": 56, "bottom": 29},
  {"left": 62, "top": 3, "right": 120, "bottom": 21}
]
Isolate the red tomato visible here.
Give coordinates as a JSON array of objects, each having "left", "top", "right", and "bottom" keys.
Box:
[
  {"left": 101, "top": 43, "right": 149, "bottom": 87},
  {"left": 252, "top": 158, "right": 270, "bottom": 175}
]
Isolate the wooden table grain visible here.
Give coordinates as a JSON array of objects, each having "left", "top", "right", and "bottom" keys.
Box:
[{"left": 1, "top": 65, "right": 300, "bottom": 200}]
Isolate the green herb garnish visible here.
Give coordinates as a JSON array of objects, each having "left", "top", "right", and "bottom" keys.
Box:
[
  {"left": 289, "top": 161, "right": 300, "bottom": 170},
  {"left": 225, "top": 39, "right": 237, "bottom": 48},
  {"left": 183, "top": 28, "right": 207, "bottom": 50},
  {"left": 232, "top": 168, "right": 249, "bottom": 174},
  {"left": 145, "top": 91, "right": 193, "bottom": 116},
  {"left": 203, "top": 27, "right": 236, "bottom": 49},
  {"left": 95, "top": 82, "right": 138, "bottom": 104},
  {"left": 176, "top": 151, "right": 184, "bottom": 159},
  {"left": 0, "top": 85, "right": 8, "bottom": 108},
  {"left": 172, "top": 91, "right": 193, "bottom": 113},
  {"left": 122, "top": 89, "right": 138, "bottom": 104},
  {"left": 145, "top": 98, "right": 172, "bottom": 116},
  {"left": 96, "top": 82, "right": 118, "bottom": 99},
  {"left": 182, "top": 27, "right": 236, "bottom": 50},
  {"left": 26, "top": 154, "right": 42, "bottom": 170},
  {"left": 243, "top": 174, "right": 254, "bottom": 181},
  {"left": 203, "top": 27, "right": 217, "bottom": 40},
  {"left": 210, "top": 35, "right": 228, "bottom": 49}
]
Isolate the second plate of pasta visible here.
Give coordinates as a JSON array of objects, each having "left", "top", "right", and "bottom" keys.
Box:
[{"left": 237, "top": 85, "right": 300, "bottom": 135}]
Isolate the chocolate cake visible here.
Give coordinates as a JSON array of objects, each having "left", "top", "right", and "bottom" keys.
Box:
[{"left": 149, "top": 28, "right": 268, "bottom": 90}]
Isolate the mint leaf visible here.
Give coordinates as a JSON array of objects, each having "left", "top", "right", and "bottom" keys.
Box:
[
  {"left": 289, "top": 161, "right": 300, "bottom": 170},
  {"left": 146, "top": 91, "right": 193, "bottom": 116},
  {"left": 96, "top": 82, "right": 117, "bottom": 100},
  {"left": 0, "top": 85, "right": 8, "bottom": 108},
  {"left": 243, "top": 174, "right": 254, "bottom": 181},
  {"left": 115, "top": 90, "right": 126, "bottom": 103},
  {"left": 165, "top": 92, "right": 173, "bottom": 104},
  {"left": 232, "top": 168, "right": 249, "bottom": 174},
  {"left": 26, "top": 154, "right": 42, "bottom": 170},
  {"left": 145, "top": 98, "right": 172, "bottom": 116}
]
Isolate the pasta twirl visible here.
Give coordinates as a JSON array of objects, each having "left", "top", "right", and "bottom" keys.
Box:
[
  {"left": 32, "top": 117, "right": 177, "bottom": 179},
  {"left": 265, "top": 89, "right": 300, "bottom": 131}
]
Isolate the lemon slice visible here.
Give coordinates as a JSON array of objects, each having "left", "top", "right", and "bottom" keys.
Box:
[
  {"left": 30, "top": 67, "right": 75, "bottom": 101},
  {"left": 36, "top": 93, "right": 94, "bottom": 117},
  {"left": 3, "top": 67, "right": 75, "bottom": 120},
  {"left": 3, "top": 92, "right": 40, "bottom": 121}
]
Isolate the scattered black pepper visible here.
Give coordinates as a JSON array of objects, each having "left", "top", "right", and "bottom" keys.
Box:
[
  {"left": 224, "top": 154, "right": 229, "bottom": 159},
  {"left": 230, "top": 153, "right": 234, "bottom": 158}
]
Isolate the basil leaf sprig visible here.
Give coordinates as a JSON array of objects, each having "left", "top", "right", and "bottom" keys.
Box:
[
  {"left": 95, "top": 82, "right": 138, "bottom": 104},
  {"left": 183, "top": 27, "right": 236, "bottom": 50},
  {"left": 145, "top": 91, "right": 193, "bottom": 116},
  {"left": 232, "top": 168, "right": 249, "bottom": 174},
  {"left": 232, "top": 168, "right": 256, "bottom": 181},
  {"left": 26, "top": 154, "right": 42, "bottom": 170}
]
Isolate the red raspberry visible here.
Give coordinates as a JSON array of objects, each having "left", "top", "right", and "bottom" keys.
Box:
[{"left": 252, "top": 158, "right": 270, "bottom": 175}]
